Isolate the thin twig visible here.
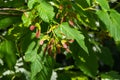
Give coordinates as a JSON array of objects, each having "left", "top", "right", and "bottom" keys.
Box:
[
  {"left": 0, "top": 12, "right": 21, "bottom": 16},
  {"left": 0, "top": 8, "right": 27, "bottom": 12}
]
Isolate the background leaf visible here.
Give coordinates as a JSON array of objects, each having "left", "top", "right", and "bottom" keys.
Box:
[
  {"left": 70, "top": 41, "right": 98, "bottom": 77},
  {"left": 0, "top": 0, "right": 25, "bottom": 7},
  {"left": 97, "top": 46, "right": 114, "bottom": 67},
  {"left": 101, "top": 71, "right": 120, "bottom": 79},
  {"left": 75, "top": 0, "right": 89, "bottom": 8},
  {"left": 85, "top": 0, "right": 92, "bottom": 6},
  {"left": 0, "top": 16, "right": 21, "bottom": 29},
  {"left": 0, "top": 40, "right": 17, "bottom": 69}
]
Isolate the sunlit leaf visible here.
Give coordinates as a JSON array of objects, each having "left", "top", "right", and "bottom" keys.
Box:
[
  {"left": 85, "top": 0, "right": 91, "bottom": 6},
  {"left": 22, "top": 10, "right": 37, "bottom": 27},
  {"left": 31, "top": 55, "right": 43, "bottom": 80},
  {"left": 96, "top": 0, "right": 110, "bottom": 10},
  {"left": 55, "top": 22, "right": 88, "bottom": 53},
  {"left": 109, "top": 10, "right": 120, "bottom": 41},
  {"left": 28, "top": 0, "right": 37, "bottom": 9},
  {"left": 24, "top": 41, "right": 54, "bottom": 80},
  {"left": 96, "top": 10, "right": 120, "bottom": 41},
  {"left": 37, "top": 1, "right": 55, "bottom": 22},
  {"left": 28, "top": 0, "right": 43, "bottom": 9}
]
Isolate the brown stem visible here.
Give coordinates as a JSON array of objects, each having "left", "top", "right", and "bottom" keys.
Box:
[
  {"left": 0, "top": 8, "right": 26, "bottom": 12},
  {"left": 0, "top": 12, "right": 21, "bottom": 15}
]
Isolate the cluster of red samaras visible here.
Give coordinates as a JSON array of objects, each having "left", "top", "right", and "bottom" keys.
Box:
[
  {"left": 29, "top": 25, "right": 41, "bottom": 38},
  {"left": 43, "top": 39, "right": 74, "bottom": 56}
]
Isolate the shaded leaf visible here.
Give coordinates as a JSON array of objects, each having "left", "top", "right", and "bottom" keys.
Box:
[
  {"left": 97, "top": 46, "right": 114, "bottom": 67},
  {"left": 75, "top": 0, "right": 89, "bottom": 8},
  {"left": 0, "top": 0, "right": 25, "bottom": 7},
  {"left": 70, "top": 41, "right": 98, "bottom": 77},
  {"left": 0, "top": 40, "right": 17, "bottom": 69},
  {"left": 0, "top": 16, "right": 21, "bottom": 29},
  {"left": 101, "top": 71, "right": 120, "bottom": 79}
]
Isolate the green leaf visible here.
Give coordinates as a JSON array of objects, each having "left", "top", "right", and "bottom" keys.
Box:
[
  {"left": 25, "top": 48, "right": 38, "bottom": 62},
  {"left": 25, "top": 41, "right": 38, "bottom": 62},
  {"left": 24, "top": 42, "right": 42, "bottom": 79},
  {"left": 96, "top": 0, "right": 110, "bottom": 11},
  {"left": 96, "top": 10, "right": 111, "bottom": 28},
  {"left": 86, "top": 0, "right": 91, "bottom": 6},
  {"left": 33, "top": 56, "right": 54, "bottom": 80},
  {"left": 70, "top": 41, "right": 98, "bottom": 77},
  {"left": 28, "top": 0, "right": 43, "bottom": 9},
  {"left": 22, "top": 12, "right": 32, "bottom": 27},
  {"left": 109, "top": 10, "right": 120, "bottom": 41},
  {"left": 55, "top": 22, "right": 88, "bottom": 53},
  {"left": 80, "top": 55, "right": 98, "bottom": 77},
  {"left": 96, "top": 10, "right": 111, "bottom": 25},
  {"left": 22, "top": 9, "right": 38, "bottom": 27},
  {"left": 96, "top": 10, "right": 120, "bottom": 41},
  {"left": 0, "top": 0, "right": 25, "bottom": 7},
  {"left": 97, "top": 47, "right": 114, "bottom": 67},
  {"left": 76, "top": 0, "right": 89, "bottom": 8},
  {"left": 0, "top": 0, "right": 4, "bottom": 7},
  {"left": 24, "top": 41, "right": 43, "bottom": 80},
  {"left": 25, "top": 41, "right": 54, "bottom": 80},
  {"left": 101, "top": 71, "right": 120, "bottom": 79},
  {"left": 30, "top": 54, "right": 53, "bottom": 80},
  {"left": 0, "top": 16, "right": 21, "bottom": 29},
  {"left": 0, "top": 40, "right": 17, "bottom": 69},
  {"left": 57, "top": 70, "right": 88, "bottom": 80},
  {"left": 20, "top": 30, "right": 36, "bottom": 53},
  {"left": 37, "top": 1, "right": 55, "bottom": 22},
  {"left": 8, "top": 0, "right": 25, "bottom": 7},
  {"left": 22, "top": 10, "right": 37, "bottom": 27},
  {"left": 34, "top": 68, "right": 52, "bottom": 80},
  {"left": 31, "top": 55, "right": 43, "bottom": 80},
  {"left": 28, "top": 0, "right": 37, "bottom": 9}
]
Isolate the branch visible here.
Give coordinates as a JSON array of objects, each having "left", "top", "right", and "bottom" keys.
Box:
[
  {"left": 0, "top": 8, "right": 27, "bottom": 12},
  {"left": 0, "top": 12, "right": 21, "bottom": 16}
]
